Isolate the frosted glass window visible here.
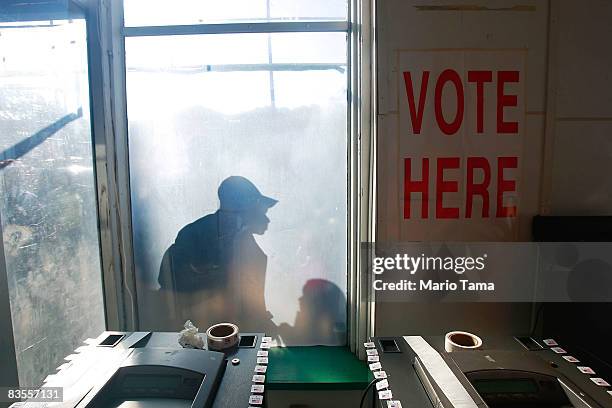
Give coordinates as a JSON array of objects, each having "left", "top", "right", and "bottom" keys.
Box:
[
  {"left": 124, "top": 0, "right": 348, "bottom": 27},
  {"left": 126, "top": 32, "right": 348, "bottom": 345},
  {"left": 0, "top": 18, "right": 105, "bottom": 386}
]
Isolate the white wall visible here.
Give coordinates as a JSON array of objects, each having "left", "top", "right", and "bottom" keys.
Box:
[
  {"left": 543, "top": 0, "right": 612, "bottom": 215},
  {"left": 374, "top": 0, "right": 612, "bottom": 336}
]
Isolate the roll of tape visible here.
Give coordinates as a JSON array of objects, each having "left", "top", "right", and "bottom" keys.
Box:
[
  {"left": 206, "top": 323, "right": 240, "bottom": 351},
  {"left": 444, "top": 331, "right": 482, "bottom": 352}
]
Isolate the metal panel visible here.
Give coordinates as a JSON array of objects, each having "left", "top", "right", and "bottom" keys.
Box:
[{"left": 123, "top": 21, "right": 350, "bottom": 37}]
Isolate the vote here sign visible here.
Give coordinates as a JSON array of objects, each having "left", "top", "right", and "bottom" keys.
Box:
[{"left": 398, "top": 50, "right": 524, "bottom": 227}]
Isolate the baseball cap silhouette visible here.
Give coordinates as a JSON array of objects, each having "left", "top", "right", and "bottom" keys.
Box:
[{"left": 218, "top": 176, "right": 278, "bottom": 212}]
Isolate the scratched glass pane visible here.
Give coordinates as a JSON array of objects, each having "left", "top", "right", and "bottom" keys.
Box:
[
  {"left": 126, "top": 33, "right": 348, "bottom": 345},
  {"left": 124, "top": 0, "right": 348, "bottom": 26},
  {"left": 0, "top": 19, "right": 105, "bottom": 386}
]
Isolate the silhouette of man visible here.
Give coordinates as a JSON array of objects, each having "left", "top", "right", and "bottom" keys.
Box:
[{"left": 159, "top": 176, "right": 277, "bottom": 333}]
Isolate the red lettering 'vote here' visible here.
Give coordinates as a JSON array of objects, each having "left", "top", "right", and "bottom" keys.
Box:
[{"left": 401, "top": 69, "right": 520, "bottom": 219}]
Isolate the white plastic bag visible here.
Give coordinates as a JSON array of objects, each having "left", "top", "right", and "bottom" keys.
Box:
[{"left": 178, "top": 320, "right": 205, "bottom": 349}]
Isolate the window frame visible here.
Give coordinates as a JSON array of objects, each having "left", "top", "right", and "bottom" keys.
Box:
[
  {"left": 92, "top": 0, "right": 376, "bottom": 351},
  {"left": 0, "top": 208, "right": 20, "bottom": 387}
]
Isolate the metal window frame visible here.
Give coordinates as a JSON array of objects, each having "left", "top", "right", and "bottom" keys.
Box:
[
  {"left": 92, "top": 0, "right": 376, "bottom": 348},
  {"left": 123, "top": 21, "right": 350, "bottom": 36},
  {"left": 87, "top": 0, "right": 139, "bottom": 331},
  {"left": 348, "top": 0, "right": 377, "bottom": 357},
  {"left": 0, "top": 210, "right": 20, "bottom": 389}
]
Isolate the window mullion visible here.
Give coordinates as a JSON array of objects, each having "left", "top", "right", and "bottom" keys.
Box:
[{"left": 123, "top": 21, "right": 350, "bottom": 37}]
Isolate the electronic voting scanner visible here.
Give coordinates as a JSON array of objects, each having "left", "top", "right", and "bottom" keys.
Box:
[
  {"left": 80, "top": 347, "right": 225, "bottom": 408},
  {"left": 370, "top": 335, "right": 612, "bottom": 408}
]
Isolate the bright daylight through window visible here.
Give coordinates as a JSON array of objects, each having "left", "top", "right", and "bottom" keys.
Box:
[
  {"left": 0, "top": 15, "right": 105, "bottom": 387},
  {"left": 123, "top": 0, "right": 350, "bottom": 346}
]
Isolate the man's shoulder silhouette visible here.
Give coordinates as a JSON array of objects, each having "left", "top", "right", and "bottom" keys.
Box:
[
  {"left": 176, "top": 213, "right": 207, "bottom": 242},
  {"left": 162, "top": 211, "right": 234, "bottom": 292}
]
